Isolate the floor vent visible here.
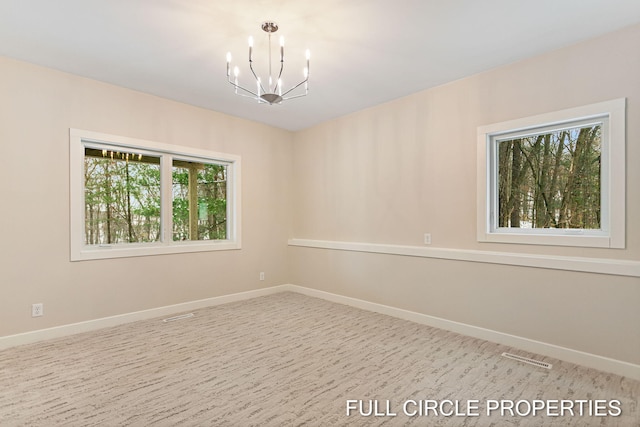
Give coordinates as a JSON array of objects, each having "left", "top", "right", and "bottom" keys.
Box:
[
  {"left": 163, "top": 313, "right": 194, "bottom": 323},
  {"left": 501, "top": 352, "right": 552, "bottom": 369}
]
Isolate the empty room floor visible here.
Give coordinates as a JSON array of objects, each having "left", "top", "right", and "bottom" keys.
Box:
[{"left": 1, "top": 292, "right": 638, "bottom": 426}]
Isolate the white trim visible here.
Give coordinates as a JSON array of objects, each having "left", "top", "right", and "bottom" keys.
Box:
[
  {"left": 0, "top": 286, "right": 287, "bottom": 351},
  {"left": 1, "top": 284, "right": 638, "bottom": 380},
  {"left": 70, "top": 128, "right": 242, "bottom": 261},
  {"left": 476, "top": 98, "right": 626, "bottom": 248},
  {"left": 282, "top": 285, "right": 640, "bottom": 381},
  {"left": 287, "top": 238, "right": 640, "bottom": 278}
]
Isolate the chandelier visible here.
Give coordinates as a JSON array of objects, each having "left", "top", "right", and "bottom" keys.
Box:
[{"left": 226, "top": 22, "right": 310, "bottom": 105}]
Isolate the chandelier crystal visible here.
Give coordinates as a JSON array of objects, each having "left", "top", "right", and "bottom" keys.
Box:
[{"left": 226, "top": 22, "right": 309, "bottom": 105}]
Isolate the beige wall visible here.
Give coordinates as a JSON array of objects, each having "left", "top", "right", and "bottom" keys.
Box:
[
  {"left": 0, "top": 56, "right": 293, "bottom": 336},
  {"left": 290, "top": 24, "right": 640, "bottom": 365}
]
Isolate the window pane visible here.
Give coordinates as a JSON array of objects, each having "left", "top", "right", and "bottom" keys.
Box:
[
  {"left": 84, "top": 147, "right": 161, "bottom": 245},
  {"left": 172, "top": 160, "right": 227, "bottom": 241},
  {"left": 497, "top": 124, "right": 601, "bottom": 230}
]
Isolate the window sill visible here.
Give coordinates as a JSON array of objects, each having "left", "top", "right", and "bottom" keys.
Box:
[
  {"left": 477, "top": 232, "right": 614, "bottom": 248},
  {"left": 71, "top": 241, "right": 241, "bottom": 261}
]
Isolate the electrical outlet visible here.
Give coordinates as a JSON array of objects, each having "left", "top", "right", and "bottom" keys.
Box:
[
  {"left": 32, "top": 303, "right": 44, "bottom": 317},
  {"left": 259, "top": 272, "right": 265, "bottom": 281},
  {"left": 424, "top": 233, "right": 432, "bottom": 245}
]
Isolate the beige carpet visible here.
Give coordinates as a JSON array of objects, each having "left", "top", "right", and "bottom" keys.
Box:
[{"left": 0, "top": 292, "right": 638, "bottom": 426}]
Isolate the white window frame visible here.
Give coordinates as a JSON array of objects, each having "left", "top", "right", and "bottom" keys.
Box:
[
  {"left": 70, "top": 129, "right": 241, "bottom": 261},
  {"left": 477, "top": 99, "right": 625, "bottom": 248}
]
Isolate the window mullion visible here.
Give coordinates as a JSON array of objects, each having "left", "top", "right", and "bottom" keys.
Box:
[{"left": 161, "top": 154, "right": 174, "bottom": 245}]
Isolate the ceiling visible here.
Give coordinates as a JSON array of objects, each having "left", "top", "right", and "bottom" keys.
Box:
[{"left": 1, "top": 1, "right": 639, "bottom": 131}]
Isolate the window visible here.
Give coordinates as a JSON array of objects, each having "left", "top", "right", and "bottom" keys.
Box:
[
  {"left": 70, "top": 129, "right": 241, "bottom": 260},
  {"left": 477, "top": 99, "right": 625, "bottom": 248}
]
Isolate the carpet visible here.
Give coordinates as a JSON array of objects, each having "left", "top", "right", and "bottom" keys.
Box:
[{"left": 0, "top": 292, "right": 637, "bottom": 426}]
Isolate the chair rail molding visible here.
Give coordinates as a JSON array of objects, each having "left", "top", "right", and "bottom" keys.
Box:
[{"left": 288, "top": 238, "right": 640, "bottom": 278}]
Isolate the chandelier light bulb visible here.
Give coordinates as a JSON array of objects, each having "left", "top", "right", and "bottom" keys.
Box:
[
  {"left": 233, "top": 66, "right": 239, "bottom": 77},
  {"left": 248, "top": 36, "right": 253, "bottom": 47},
  {"left": 280, "top": 36, "right": 284, "bottom": 62},
  {"left": 305, "top": 49, "right": 310, "bottom": 75}
]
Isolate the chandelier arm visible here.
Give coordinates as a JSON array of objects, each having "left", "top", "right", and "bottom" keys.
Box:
[
  {"left": 248, "top": 62, "right": 268, "bottom": 94},
  {"left": 236, "top": 92, "right": 267, "bottom": 102},
  {"left": 227, "top": 79, "right": 260, "bottom": 98},
  {"left": 280, "top": 77, "right": 308, "bottom": 98},
  {"left": 271, "top": 61, "right": 285, "bottom": 95},
  {"left": 282, "top": 92, "right": 308, "bottom": 101}
]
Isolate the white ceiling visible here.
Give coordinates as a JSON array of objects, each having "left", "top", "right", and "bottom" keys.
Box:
[{"left": 1, "top": 0, "right": 639, "bottom": 131}]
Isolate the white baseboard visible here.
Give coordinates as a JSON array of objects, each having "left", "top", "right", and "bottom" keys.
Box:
[
  {"left": 2, "top": 284, "right": 638, "bottom": 381},
  {"left": 0, "top": 286, "right": 288, "bottom": 351},
  {"left": 281, "top": 284, "right": 640, "bottom": 381}
]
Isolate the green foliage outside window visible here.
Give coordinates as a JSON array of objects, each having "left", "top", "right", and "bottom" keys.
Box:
[
  {"left": 172, "top": 163, "right": 227, "bottom": 241},
  {"left": 84, "top": 150, "right": 161, "bottom": 245},
  {"left": 497, "top": 124, "right": 601, "bottom": 230},
  {"left": 84, "top": 148, "right": 227, "bottom": 245}
]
